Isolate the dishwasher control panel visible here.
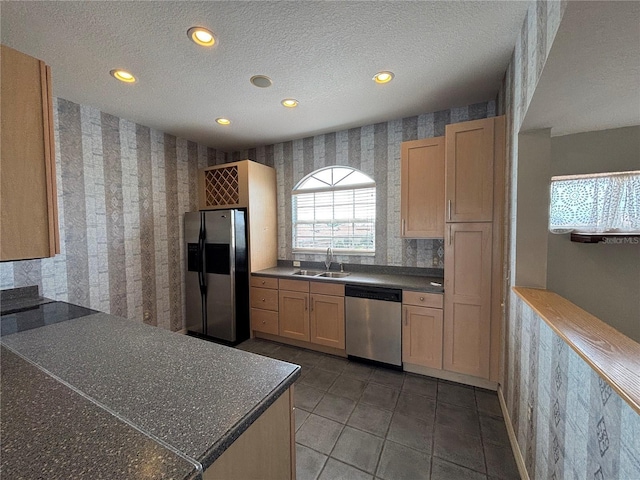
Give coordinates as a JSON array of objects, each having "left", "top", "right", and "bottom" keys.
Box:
[{"left": 344, "top": 285, "right": 402, "bottom": 302}]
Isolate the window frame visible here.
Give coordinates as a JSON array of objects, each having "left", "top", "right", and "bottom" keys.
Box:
[{"left": 291, "top": 167, "right": 376, "bottom": 255}]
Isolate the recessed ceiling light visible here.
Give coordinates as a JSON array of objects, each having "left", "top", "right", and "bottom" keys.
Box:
[
  {"left": 216, "top": 118, "right": 231, "bottom": 125},
  {"left": 188, "top": 27, "right": 215, "bottom": 47},
  {"left": 110, "top": 69, "right": 136, "bottom": 83},
  {"left": 250, "top": 75, "right": 273, "bottom": 88},
  {"left": 281, "top": 98, "right": 299, "bottom": 108},
  {"left": 373, "top": 71, "right": 394, "bottom": 84}
]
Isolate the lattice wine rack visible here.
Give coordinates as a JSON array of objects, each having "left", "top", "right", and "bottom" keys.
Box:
[{"left": 203, "top": 165, "right": 240, "bottom": 207}]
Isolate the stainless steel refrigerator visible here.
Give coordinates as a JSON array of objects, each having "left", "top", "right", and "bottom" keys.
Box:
[{"left": 184, "top": 210, "right": 249, "bottom": 344}]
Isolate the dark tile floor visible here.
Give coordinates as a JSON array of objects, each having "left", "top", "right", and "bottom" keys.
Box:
[{"left": 237, "top": 338, "right": 520, "bottom": 480}]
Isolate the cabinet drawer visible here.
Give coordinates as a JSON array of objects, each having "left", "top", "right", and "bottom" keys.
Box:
[
  {"left": 251, "top": 308, "right": 279, "bottom": 335},
  {"left": 310, "top": 281, "right": 345, "bottom": 296},
  {"left": 403, "top": 291, "right": 443, "bottom": 309},
  {"left": 250, "top": 276, "right": 279, "bottom": 289},
  {"left": 251, "top": 287, "right": 279, "bottom": 311},
  {"left": 278, "top": 278, "right": 309, "bottom": 292}
]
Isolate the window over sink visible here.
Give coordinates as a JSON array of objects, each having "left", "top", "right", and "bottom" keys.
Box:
[{"left": 292, "top": 166, "right": 376, "bottom": 254}]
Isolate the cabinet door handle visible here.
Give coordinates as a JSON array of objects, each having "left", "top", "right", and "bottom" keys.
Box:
[
  {"left": 404, "top": 308, "right": 408, "bottom": 326},
  {"left": 448, "top": 225, "right": 452, "bottom": 245},
  {"left": 304, "top": 296, "right": 308, "bottom": 311},
  {"left": 311, "top": 299, "right": 314, "bottom": 312},
  {"left": 402, "top": 219, "right": 406, "bottom": 236},
  {"left": 448, "top": 200, "right": 452, "bottom": 221}
]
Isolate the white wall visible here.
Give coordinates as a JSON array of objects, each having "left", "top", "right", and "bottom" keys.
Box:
[{"left": 546, "top": 126, "right": 640, "bottom": 341}]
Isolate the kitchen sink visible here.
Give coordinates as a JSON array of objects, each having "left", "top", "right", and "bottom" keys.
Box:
[
  {"left": 291, "top": 270, "right": 351, "bottom": 278},
  {"left": 291, "top": 270, "right": 324, "bottom": 276},
  {"left": 317, "top": 272, "right": 351, "bottom": 278}
]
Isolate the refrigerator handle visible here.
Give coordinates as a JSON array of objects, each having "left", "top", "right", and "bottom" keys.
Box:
[{"left": 198, "top": 215, "right": 207, "bottom": 295}]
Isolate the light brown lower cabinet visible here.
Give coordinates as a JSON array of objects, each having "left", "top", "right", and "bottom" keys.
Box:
[
  {"left": 402, "top": 305, "right": 443, "bottom": 369},
  {"left": 310, "top": 294, "right": 345, "bottom": 350},
  {"left": 252, "top": 278, "right": 346, "bottom": 353},
  {"left": 278, "top": 290, "right": 310, "bottom": 342},
  {"left": 203, "top": 386, "right": 294, "bottom": 480},
  {"left": 250, "top": 308, "right": 279, "bottom": 335},
  {"left": 250, "top": 276, "right": 279, "bottom": 335},
  {"left": 443, "top": 222, "right": 492, "bottom": 379}
]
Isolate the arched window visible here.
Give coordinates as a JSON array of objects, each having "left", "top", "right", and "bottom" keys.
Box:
[{"left": 292, "top": 166, "right": 376, "bottom": 254}]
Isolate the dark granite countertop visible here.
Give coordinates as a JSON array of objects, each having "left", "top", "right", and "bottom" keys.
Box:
[
  {"left": 1, "top": 307, "right": 300, "bottom": 478},
  {"left": 0, "top": 346, "right": 201, "bottom": 480},
  {"left": 0, "top": 285, "right": 55, "bottom": 315},
  {"left": 253, "top": 266, "right": 445, "bottom": 293}
]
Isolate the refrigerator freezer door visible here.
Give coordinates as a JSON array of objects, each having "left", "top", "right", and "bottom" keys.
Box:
[
  {"left": 184, "top": 211, "right": 205, "bottom": 334},
  {"left": 204, "top": 210, "right": 236, "bottom": 341}
]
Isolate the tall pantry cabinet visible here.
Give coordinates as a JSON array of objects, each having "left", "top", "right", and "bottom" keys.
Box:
[
  {"left": 444, "top": 117, "right": 505, "bottom": 382},
  {"left": 1, "top": 45, "right": 59, "bottom": 261}
]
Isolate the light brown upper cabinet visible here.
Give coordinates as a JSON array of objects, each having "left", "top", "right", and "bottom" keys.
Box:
[
  {"left": 199, "top": 160, "right": 277, "bottom": 272},
  {"left": 1, "top": 45, "right": 59, "bottom": 261},
  {"left": 445, "top": 117, "right": 496, "bottom": 223},
  {"left": 400, "top": 137, "right": 445, "bottom": 238}
]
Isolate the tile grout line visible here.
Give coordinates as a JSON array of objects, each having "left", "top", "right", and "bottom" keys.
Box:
[
  {"left": 251, "top": 339, "right": 511, "bottom": 479},
  {"left": 429, "top": 383, "right": 439, "bottom": 479}
]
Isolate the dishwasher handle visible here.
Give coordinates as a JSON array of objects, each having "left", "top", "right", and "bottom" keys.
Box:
[{"left": 344, "top": 285, "right": 402, "bottom": 302}]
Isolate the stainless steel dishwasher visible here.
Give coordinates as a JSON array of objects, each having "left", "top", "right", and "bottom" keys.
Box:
[{"left": 345, "top": 285, "right": 403, "bottom": 367}]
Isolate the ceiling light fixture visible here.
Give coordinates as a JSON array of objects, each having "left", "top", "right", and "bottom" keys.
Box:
[
  {"left": 110, "top": 69, "right": 136, "bottom": 83},
  {"left": 188, "top": 27, "right": 216, "bottom": 47},
  {"left": 215, "top": 118, "right": 231, "bottom": 125},
  {"left": 250, "top": 75, "right": 273, "bottom": 88},
  {"left": 281, "top": 98, "right": 299, "bottom": 108},
  {"left": 373, "top": 71, "right": 394, "bottom": 84}
]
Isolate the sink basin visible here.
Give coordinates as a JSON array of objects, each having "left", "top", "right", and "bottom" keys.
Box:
[
  {"left": 317, "top": 272, "right": 351, "bottom": 278},
  {"left": 291, "top": 270, "right": 324, "bottom": 276}
]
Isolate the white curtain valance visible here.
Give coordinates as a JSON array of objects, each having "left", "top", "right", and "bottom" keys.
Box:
[{"left": 549, "top": 171, "right": 640, "bottom": 234}]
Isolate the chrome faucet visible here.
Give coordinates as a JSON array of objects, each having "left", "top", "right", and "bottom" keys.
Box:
[{"left": 325, "top": 247, "right": 334, "bottom": 271}]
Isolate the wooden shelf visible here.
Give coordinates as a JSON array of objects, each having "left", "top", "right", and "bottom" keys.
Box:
[
  {"left": 570, "top": 233, "right": 640, "bottom": 243},
  {"left": 513, "top": 287, "right": 640, "bottom": 415}
]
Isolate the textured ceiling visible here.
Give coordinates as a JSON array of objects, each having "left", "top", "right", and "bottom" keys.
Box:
[
  {"left": 523, "top": 1, "right": 640, "bottom": 136},
  {"left": 1, "top": 1, "right": 529, "bottom": 151}
]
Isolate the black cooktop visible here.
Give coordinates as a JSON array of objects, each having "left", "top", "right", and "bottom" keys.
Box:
[{"left": 1, "top": 301, "right": 98, "bottom": 336}]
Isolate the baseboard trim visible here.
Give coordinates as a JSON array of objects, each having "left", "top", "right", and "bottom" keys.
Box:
[
  {"left": 254, "top": 332, "right": 347, "bottom": 357},
  {"left": 403, "top": 363, "right": 498, "bottom": 390},
  {"left": 497, "top": 385, "right": 529, "bottom": 480}
]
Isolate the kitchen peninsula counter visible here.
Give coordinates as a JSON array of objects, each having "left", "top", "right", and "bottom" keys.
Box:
[{"left": 1, "top": 307, "right": 299, "bottom": 479}]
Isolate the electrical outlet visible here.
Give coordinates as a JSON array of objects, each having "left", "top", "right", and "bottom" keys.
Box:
[{"left": 293, "top": 261, "right": 301, "bottom": 267}]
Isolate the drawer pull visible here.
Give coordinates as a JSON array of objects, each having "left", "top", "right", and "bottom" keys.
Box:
[
  {"left": 261, "top": 298, "right": 266, "bottom": 302},
  {"left": 420, "top": 296, "right": 425, "bottom": 301},
  {"left": 262, "top": 320, "right": 266, "bottom": 324},
  {"left": 261, "top": 280, "right": 266, "bottom": 285}
]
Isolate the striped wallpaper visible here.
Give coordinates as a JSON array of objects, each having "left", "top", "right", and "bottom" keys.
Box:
[
  {"left": 493, "top": 1, "right": 640, "bottom": 478},
  {"left": 0, "top": 98, "right": 227, "bottom": 331},
  {"left": 230, "top": 101, "right": 496, "bottom": 268},
  {"left": 1, "top": 97, "right": 494, "bottom": 330}
]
